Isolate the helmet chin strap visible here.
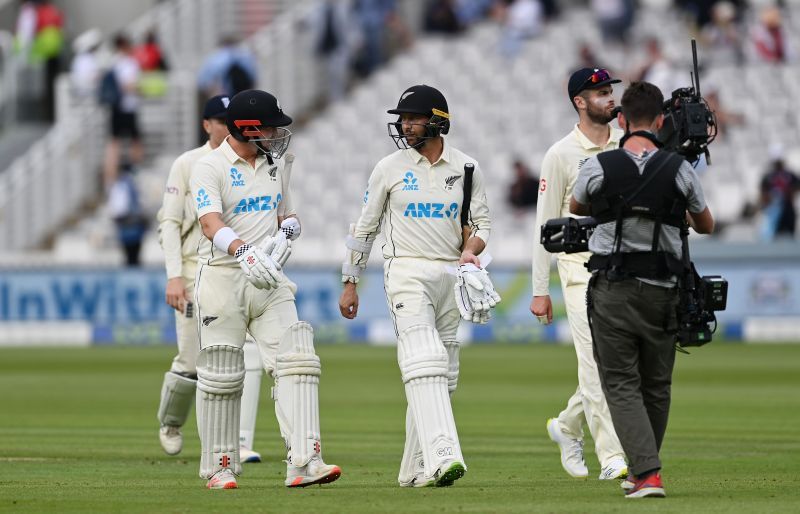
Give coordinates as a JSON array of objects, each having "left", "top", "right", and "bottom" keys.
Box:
[{"left": 252, "top": 140, "right": 274, "bottom": 165}]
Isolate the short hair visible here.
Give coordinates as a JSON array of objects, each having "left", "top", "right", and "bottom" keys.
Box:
[{"left": 621, "top": 81, "right": 664, "bottom": 126}]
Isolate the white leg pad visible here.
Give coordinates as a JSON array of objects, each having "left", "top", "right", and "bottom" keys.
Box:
[
  {"left": 157, "top": 371, "right": 196, "bottom": 427},
  {"left": 196, "top": 345, "right": 245, "bottom": 479},
  {"left": 239, "top": 338, "right": 263, "bottom": 450},
  {"left": 274, "top": 321, "right": 322, "bottom": 467},
  {"left": 398, "top": 324, "right": 464, "bottom": 478},
  {"left": 398, "top": 406, "right": 425, "bottom": 485},
  {"left": 443, "top": 340, "right": 460, "bottom": 394}
]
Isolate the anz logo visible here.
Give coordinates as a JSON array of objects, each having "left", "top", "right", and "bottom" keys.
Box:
[
  {"left": 403, "top": 202, "right": 459, "bottom": 219},
  {"left": 233, "top": 193, "right": 282, "bottom": 214},
  {"left": 230, "top": 167, "right": 245, "bottom": 187},
  {"left": 196, "top": 189, "right": 211, "bottom": 210},
  {"left": 402, "top": 171, "right": 419, "bottom": 191},
  {"left": 363, "top": 189, "right": 369, "bottom": 204}
]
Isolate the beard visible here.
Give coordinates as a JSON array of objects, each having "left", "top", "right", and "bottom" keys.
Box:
[{"left": 586, "top": 102, "right": 615, "bottom": 124}]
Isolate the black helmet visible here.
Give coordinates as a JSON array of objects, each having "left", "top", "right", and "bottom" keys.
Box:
[
  {"left": 387, "top": 84, "right": 450, "bottom": 150},
  {"left": 227, "top": 89, "right": 292, "bottom": 160}
]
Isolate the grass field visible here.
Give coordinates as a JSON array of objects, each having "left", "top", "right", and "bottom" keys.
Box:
[{"left": 1, "top": 343, "right": 798, "bottom": 513}]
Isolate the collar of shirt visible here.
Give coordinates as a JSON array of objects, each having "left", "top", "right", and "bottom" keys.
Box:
[
  {"left": 572, "top": 123, "right": 622, "bottom": 151},
  {"left": 407, "top": 138, "right": 452, "bottom": 166},
  {"left": 219, "top": 136, "right": 267, "bottom": 169}
]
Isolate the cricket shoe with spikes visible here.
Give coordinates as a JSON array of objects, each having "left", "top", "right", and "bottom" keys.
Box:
[
  {"left": 285, "top": 455, "right": 342, "bottom": 488},
  {"left": 546, "top": 418, "right": 588, "bottom": 478},
  {"left": 206, "top": 468, "right": 238, "bottom": 490},
  {"left": 433, "top": 460, "right": 466, "bottom": 487}
]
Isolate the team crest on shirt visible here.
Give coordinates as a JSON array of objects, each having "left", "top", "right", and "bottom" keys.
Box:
[
  {"left": 402, "top": 171, "right": 419, "bottom": 191},
  {"left": 444, "top": 175, "right": 460, "bottom": 190},
  {"left": 230, "top": 168, "right": 245, "bottom": 187},
  {"left": 267, "top": 165, "right": 278, "bottom": 181}
]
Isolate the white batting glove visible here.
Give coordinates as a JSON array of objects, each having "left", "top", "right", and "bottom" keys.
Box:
[
  {"left": 235, "top": 244, "right": 280, "bottom": 289},
  {"left": 476, "top": 268, "right": 502, "bottom": 307},
  {"left": 262, "top": 218, "right": 301, "bottom": 268},
  {"left": 454, "top": 264, "right": 492, "bottom": 323}
]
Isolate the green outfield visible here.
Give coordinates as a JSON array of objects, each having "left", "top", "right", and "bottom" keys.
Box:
[{"left": 1, "top": 343, "right": 798, "bottom": 513}]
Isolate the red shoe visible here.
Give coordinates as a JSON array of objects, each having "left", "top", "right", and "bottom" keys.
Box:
[{"left": 624, "top": 472, "right": 665, "bottom": 498}]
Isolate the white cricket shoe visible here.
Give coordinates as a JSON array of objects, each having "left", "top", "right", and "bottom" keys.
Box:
[
  {"left": 159, "top": 425, "right": 182, "bottom": 456},
  {"left": 546, "top": 418, "right": 588, "bottom": 478},
  {"left": 399, "top": 454, "right": 432, "bottom": 488},
  {"left": 240, "top": 447, "right": 262, "bottom": 463},
  {"left": 206, "top": 468, "right": 238, "bottom": 489},
  {"left": 285, "top": 455, "right": 342, "bottom": 488},
  {"left": 433, "top": 460, "right": 466, "bottom": 487},
  {"left": 599, "top": 457, "right": 628, "bottom": 480}
]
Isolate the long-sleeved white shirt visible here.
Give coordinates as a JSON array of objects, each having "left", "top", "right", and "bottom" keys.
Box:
[
  {"left": 191, "top": 138, "right": 295, "bottom": 268},
  {"left": 346, "top": 140, "right": 491, "bottom": 272},
  {"left": 531, "top": 124, "right": 622, "bottom": 296},
  {"left": 157, "top": 142, "right": 211, "bottom": 280}
]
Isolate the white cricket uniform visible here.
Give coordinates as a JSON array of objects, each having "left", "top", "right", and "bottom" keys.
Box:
[
  {"left": 347, "top": 140, "right": 491, "bottom": 340},
  {"left": 346, "top": 140, "right": 491, "bottom": 481},
  {"left": 532, "top": 123, "right": 626, "bottom": 468},
  {"left": 157, "top": 142, "right": 211, "bottom": 374},
  {"left": 190, "top": 138, "right": 298, "bottom": 370}
]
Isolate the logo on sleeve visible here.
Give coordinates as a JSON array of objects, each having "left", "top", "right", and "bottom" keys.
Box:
[
  {"left": 444, "top": 175, "right": 460, "bottom": 190},
  {"left": 403, "top": 201, "right": 459, "bottom": 219},
  {"left": 402, "top": 171, "right": 419, "bottom": 191},
  {"left": 363, "top": 190, "right": 369, "bottom": 204},
  {"left": 196, "top": 189, "right": 211, "bottom": 209},
  {"left": 230, "top": 168, "right": 245, "bottom": 187}
]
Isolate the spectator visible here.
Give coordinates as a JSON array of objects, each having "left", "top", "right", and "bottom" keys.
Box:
[
  {"left": 108, "top": 163, "right": 148, "bottom": 266},
  {"left": 14, "top": 0, "right": 65, "bottom": 121},
  {"left": 591, "top": 0, "right": 635, "bottom": 46},
  {"left": 197, "top": 36, "right": 257, "bottom": 98},
  {"left": 498, "top": 0, "right": 544, "bottom": 59},
  {"left": 69, "top": 28, "right": 102, "bottom": 99},
  {"left": 700, "top": 1, "right": 744, "bottom": 66},
  {"left": 424, "top": 0, "right": 463, "bottom": 34},
  {"left": 750, "top": 5, "right": 793, "bottom": 64},
  {"left": 311, "top": 0, "right": 354, "bottom": 103},
  {"left": 760, "top": 145, "right": 800, "bottom": 240},
  {"left": 103, "top": 33, "right": 143, "bottom": 191},
  {"left": 634, "top": 38, "right": 680, "bottom": 98},
  {"left": 351, "top": 0, "right": 397, "bottom": 77},
  {"left": 507, "top": 159, "right": 539, "bottom": 212},
  {"left": 134, "top": 30, "right": 168, "bottom": 71},
  {"left": 703, "top": 85, "right": 744, "bottom": 139}
]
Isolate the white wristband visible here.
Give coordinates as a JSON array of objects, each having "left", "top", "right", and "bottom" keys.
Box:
[{"left": 213, "top": 226, "right": 240, "bottom": 254}]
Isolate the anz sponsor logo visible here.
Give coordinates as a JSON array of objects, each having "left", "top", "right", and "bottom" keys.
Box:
[
  {"left": 363, "top": 189, "right": 369, "bottom": 204},
  {"left": 403, "top": 201, "right": 459, "bottom": 219},
  {"left": 230, "top": 168, "right": 245, "bottom": 187},
  {"left": 233, "top": 193, "right": 282, "bottom": 214},
  {"left": 402, "top": 171, "right": 419, "bottom": 191},
  {"left": 196, "top": 189, "right": 211, "bottom": 210}
]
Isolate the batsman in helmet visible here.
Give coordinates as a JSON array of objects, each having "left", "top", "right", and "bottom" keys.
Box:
[
  {"left": 189, "top": 89, "right": 341, "bottom": 490},
  {"left": 339, "top": 84, "right": 501, "bottom": 487}
]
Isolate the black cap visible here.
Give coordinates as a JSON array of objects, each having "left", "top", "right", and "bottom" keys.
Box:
[
  {"left": 568, "top": 68, "right": 621, "bottom": 103},
  {"left": 388, "top": 84, "right": 449, "bottom": 118},
  {"left": 203, "top": 95, "right": 231, "bottom": 119},
  {"left": 227, "top": 89, "right": 292, "bottom": 129}
]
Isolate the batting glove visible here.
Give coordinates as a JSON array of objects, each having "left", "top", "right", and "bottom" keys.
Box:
[{"left": 236, "top": 244, "right": 280, "bottom": 289}]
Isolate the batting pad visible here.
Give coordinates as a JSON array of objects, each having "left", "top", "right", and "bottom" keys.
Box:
[
  {"left": 239, "top": 339, "right": 263, "bottom": 450},
  {"left": 443, "top": 340, "right": 460, "bottom": 394},
  {"left": 196, "top": 345, "right": 245, "bottom": 478},
  {"left": 157, "top": 371, "right": 197, "bottom": 427},
  {"left": 398, "top": 324, "right": 464, "bottom": 477},
  {"left": 274, "top": 322, "right": 322, "bottom": 467},
  {"left": 398, "top": 406, "right": 424, "bottom": 485}
]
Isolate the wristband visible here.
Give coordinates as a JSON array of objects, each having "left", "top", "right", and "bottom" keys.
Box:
[{"left": 213, "top": 226, "right": 240, "bottom": 254}]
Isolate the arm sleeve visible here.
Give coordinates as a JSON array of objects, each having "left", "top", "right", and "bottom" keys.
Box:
[
  {"left": 467, "top": 163, "right": 491, "bottom": 245},
  {"left": 675, "top": 161, "right": 707, "bottom": 213},
  {"left": 345, "top": 163, "right": 389, "bottom": 273},
  {"left": 573, "top": 156, "right": 604, "bottom": 203},
  {"left": 278, "top": 159, "right": 296, "bottom": 218},
  {"left": 158, "top": 156, "right": 187, "bottom": 278},
  {"left": 531, "top": 149, "right": 565, "bottom": 296},
  {"left": 190, "top": 160, "right": 223, "bottom": 220}
]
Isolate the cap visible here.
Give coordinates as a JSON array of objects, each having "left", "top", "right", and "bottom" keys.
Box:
[
  {"left": 568, "top": 68, "right": 621, "bottom": 103},
  {"left": 203, "top": 95, "right": 231, "bottom": 120},
  {"left": 387, "top": 84, "right": 448, "bottom": 118}
]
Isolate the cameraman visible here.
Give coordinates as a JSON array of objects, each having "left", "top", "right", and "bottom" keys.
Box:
[{"left": 570, "top": 81, "right": 714, "bottom": 499}]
